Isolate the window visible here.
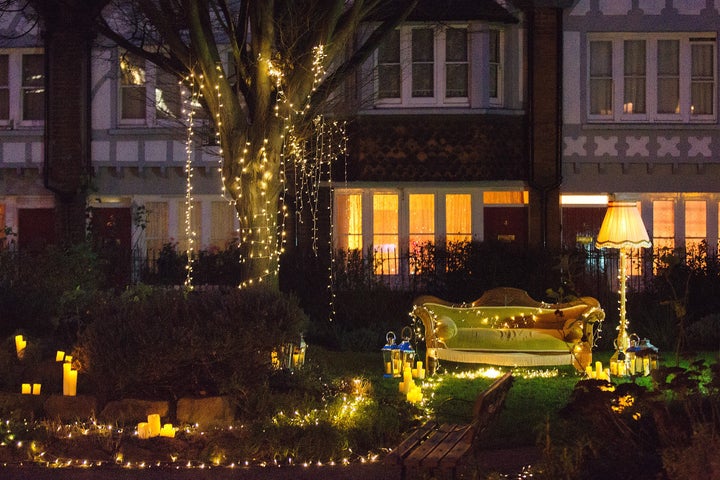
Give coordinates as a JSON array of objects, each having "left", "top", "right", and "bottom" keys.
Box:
[
  {"left": 588, "top": 34, "right": 716, "bottom": 122},
  {"left": 119, "top": 50, "right": 183, "bottom": 125},
  {"left": 0, "top": 50, "right": 44, "bottom": 126},
  {"left": 120, "top": 52, "right": 146, "bottom": 121},
  {"left": 409, "top": 194, "right": 434, "bottom": 274},
  {"left": 653, "top": 200, "right": 675, "bottom": 254},
  {"left": 145, "top": 201, "right": 169, "bottom": 253},
  {"left": 373, "top": 194, "right": 398, "bottom": 275},
  {"left": 22, "top": 54, "right": 44, "bottom": 121},
  {"left": 685, "top": 200, "right": 706, "bottom": 255},
  {"left": 335, "top": 193, "right": 362, "bottom": 251},
  {"left": 488, "top": 29, "right": 501, "bottom": 102},
  {"left": 178, "top": 200, "right": 202, "bottom": 252},
  {"left": 446, "top": 194, "right": 471, "bottom": 244},
  {"left": 210, "top": 201, "right": 237, "bottom": 249},
  {"left": 376, "top": 25, "right": 470, "bottom": 106},
  {"left": 0, "top": 55, "right": 8, "bottom": 121}
]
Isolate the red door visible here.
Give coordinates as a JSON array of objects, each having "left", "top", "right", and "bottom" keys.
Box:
[
  {"left": 18, "top": 208, "right": 56, "bottom": 252},
  {"left": 483, "top": 207, "right": 528, "bottom": 246}
]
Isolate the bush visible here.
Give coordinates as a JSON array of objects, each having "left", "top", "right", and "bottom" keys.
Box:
[{"left": 75, "top": 286, "right": 308, "bottom": 402}]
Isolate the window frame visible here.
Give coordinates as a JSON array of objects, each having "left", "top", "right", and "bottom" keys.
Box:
[
  {"left": 587, "top": 33, "right": 717, "bottom": 123},
  {"left": 118, "top": 49, "right": 185, "bottom": 127},
  {"left": 0, "top": 48, "right": 44, "bottom": 128},
  {"left": 374, "top": 24, "right": 471, "bottom": 108}
]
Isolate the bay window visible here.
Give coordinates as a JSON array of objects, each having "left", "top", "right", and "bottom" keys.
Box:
[
  {"left": 21, "top": 54, "right": 44, "bottom": 121},
  {"left": 376, "top": 24, "right": 471, "bottom": 106},
  {"left": 0, "top": 49, "right": 44, "bottom": 126},
  {"left": 588, "top": 34, "right": 716, "bottom": 122}
]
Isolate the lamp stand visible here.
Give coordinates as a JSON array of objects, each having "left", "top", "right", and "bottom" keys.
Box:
[{"left": 611, "top": 247, "right": 630, "bottom": 364}]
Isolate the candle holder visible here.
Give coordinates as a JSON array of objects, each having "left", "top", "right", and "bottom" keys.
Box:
[{"left": 382, "top": 331, "right": 400, "bottom": 378}]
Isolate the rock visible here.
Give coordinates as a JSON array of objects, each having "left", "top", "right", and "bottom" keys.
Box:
[
  {"left": 99, "top": 399, "right": 170, "bottom": 425},
  {"left": 176, "top": 396, "right": 235, "bottom": 428},
  {"left": 44, "top": 394, "right": 98, "bottom": 422}
]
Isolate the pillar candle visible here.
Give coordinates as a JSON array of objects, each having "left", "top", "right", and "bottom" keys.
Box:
[
  {"left": 610, "top": 360, "right": 618, "bottom": 376},
  {"left": 15, "top": 335, "right": 26, "bottom": 359},
  {"left": 137, "top": 422, "right": 150, "bottom": 439},
  {"left": 56, "top": 351, "right": 65, "bottom": 362},
  {"left": 595, "top": 361, "right": 603, "bottom": 378},
  {"left": 32, "top": 383, "right": 41, "bottom": 395},
  {"left": 159, "top": 424, "right": 176, "bottom": 438},
  {"left": 63, "top": 367, "right": 77, "bottom": 396},
  {"left": 21, "top": 383, "right": 31, "bottom": 394},
  {"left": 147, "top": 414, "right": 161, "bottom": 438},
  {"left": 585, "top": 365, "right": 594, "bottom": 378},
  {"left": 618, "top": 361, "right": 626, "bottom": 376}
]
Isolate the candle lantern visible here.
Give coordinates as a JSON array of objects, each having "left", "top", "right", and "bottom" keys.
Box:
[
  {"left": 382, "top": 331, "right": 400, "bottom": 378},
  {"left": 291, "top": 335, "right": 307, "bottom": 369},
  {"left": 398, "top": 326, "right": 416, "bottom": 374}
]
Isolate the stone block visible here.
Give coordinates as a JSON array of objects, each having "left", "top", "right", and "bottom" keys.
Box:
[
  {"left": 176, "top": 396, "right": 235, "bottom": 428},
  {"left": 43, "top": 395, "right": 98, "bottom": 422},
  {"left": 99, "top": 399, "right": 170, "bottom": 425}
]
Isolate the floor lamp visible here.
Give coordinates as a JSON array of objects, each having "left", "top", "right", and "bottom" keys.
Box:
[{"left": 596, "top": 201, "right": 651, "bottom": 364}]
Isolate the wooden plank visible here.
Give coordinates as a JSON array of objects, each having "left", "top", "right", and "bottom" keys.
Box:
[
  {"left": 420, "top": 424, "right": 473, "bottom": 469},
  {"left": 472, "top": 372, "right": 513, "bottom": 433},
  {"left": 384, "top": 420, "right": 438, "bottom": 465},
  {"left": 404, "top": 423, "right": 455, "bottom": 468}
]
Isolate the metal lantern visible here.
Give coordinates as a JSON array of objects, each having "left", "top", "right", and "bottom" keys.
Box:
[
  {"left": 382, "top": 331, "right": 400, "bottom": 378},
  {"left": 399, "top": 326, "right": 416, "bottom": 375},
  {"left": 292, "top": 334, "right": 307, "bottom": 369}
]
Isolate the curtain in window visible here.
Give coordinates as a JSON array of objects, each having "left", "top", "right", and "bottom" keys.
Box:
[
  {"left": 373, "top": 194, "right": 398, "bottom": 274},
  {"left": 445, "top": 28, "right": 468, "bottom": 98},
  {"left": 685, "top": 200, "right": 706, "bottom": 255},
  {"left": 0, "top": 55, "right": 8, "bottom": 120},
  {"left": 446, "top": 194, "right": 471, "bottom": 243},
  {"left": 409, "top": 194, "right": 434, "bottom": 247},
  {"left": 156, "top": 69, "right": 182, "bottom": 119},
  {"left": 210, "top": 201, "right": 237, "bottom": 249},
  {"left": 22, "top": 54, "right": 44, "bottom": 121},
  {"left": 120, "top": 52, "right": 146, "bottom": 119},
  {"left": 657, "top": 40, "right": 679, "bottom": 114},
  {"left": 590, "top": 41, "right": 613, "bottom": 115},
  {"left": 336, "top": 194, "right": 362, "bottom": 251},
  {"left": 691, "top": 43, "right": 714, "bottom": 115},
  {"left": 412, "top": 28, "right": 434, "bottom": 97},
  {"left": 623, "top": 40, "right": 646, "bottom": 114},
  {"left": 652, "top": 200, "right": 674, "bottom": 253},
  {"left": 177, "top": 200, "right": 202, "bottom": 253},
  {"left": 145, "top": 201, "right": 169, "bottom": 253},
  {"left": 378, "top": 30, "right": 401, "bottom": 99}
]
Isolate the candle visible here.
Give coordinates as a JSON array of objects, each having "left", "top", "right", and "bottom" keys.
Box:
[
  {"left": 56, "top": 351, "right": 65, "bottom": 362},
  {"left": 585, "top": 365, "right": 594, "bottom": 379},
  {"left": 137, "top": 422, "right": 150, "bottom": 439},
  {"left": 15, "top": 335, "right": 26, "bottom": 359},
  {"left": 618, "top": 361, "right": 626, "bottom": 376},
  {"left": 610, "top": 360, "right": 618, "bottom": 376},
  {"left": 64, "top": 355, "right": 73, "bottom": 364},
  {"left": 63, "top": 367, "right": 77, "bottom": 396},
  {"left": 160, "top": 424, "right": 176, "bottom": 438},
  {"left": 643, "top": 357, "right": 650, "bottom": 376},
  {"left": 147, "top": 414, "right": 161, "bottom": 438},
  {"left": 21, "top": 383, "right": 31, "bottom": 395},
  {"left": 407, "top": 386, "right": 423, "bottom": 403},
  {"left": 32, "top": 383, "right": 41, "bottom": 395},
  {"left": 595, "top": 361, "right": 603, "bottom": 378},
  {"left": 385, "top": 362, "right": 392, "bottom": 375}
]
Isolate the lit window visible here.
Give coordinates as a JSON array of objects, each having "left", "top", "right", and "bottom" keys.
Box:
[
  {"left": 588, "top": 34, "right": 716, "bottom": 122},
  {"left": 653, "top": 200, "right": 675, "bottom": 254},
  {"left": 210, "top": 201, "right": 237, "bottom": 249},
  {"left": 0, "top": 55, "right": 8, "bottom": 120},
  {"left": 685, "top": 200, "right": 706, "bottom": 254},
  {"left": 145, "top": 201, "right": 169, "bottom": 253},
  {"left": 373, "top": 194, "right": 398, "bottom": 275},
  {"left": 483, "top": 191, "right": 528, "bottom": 204},
  {"left": 178, "top": 200, "right": 202, "bottom": 253},
  {"left": 120, "top": 52, "right": 147, "bottom": 121},
  {"left": 409, "top": 194, "right": 434, "bottom": 274},
  {"left": 21, "top": 54, "right": 44, "bottom": 121},
  {"left": 446, "top": 194, "right": 471, "bottom": 244},
  {"left": 335, "top": 193, "right": 363, "bottom": 251}
]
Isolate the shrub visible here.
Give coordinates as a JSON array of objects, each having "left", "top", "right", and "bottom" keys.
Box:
[{"left": 75, "top": 286, "right": 308, "bottom": 402}]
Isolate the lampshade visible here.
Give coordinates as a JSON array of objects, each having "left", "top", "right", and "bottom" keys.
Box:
[{"left": 596, "top": 201, "right": 651, "bottom": 249}]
